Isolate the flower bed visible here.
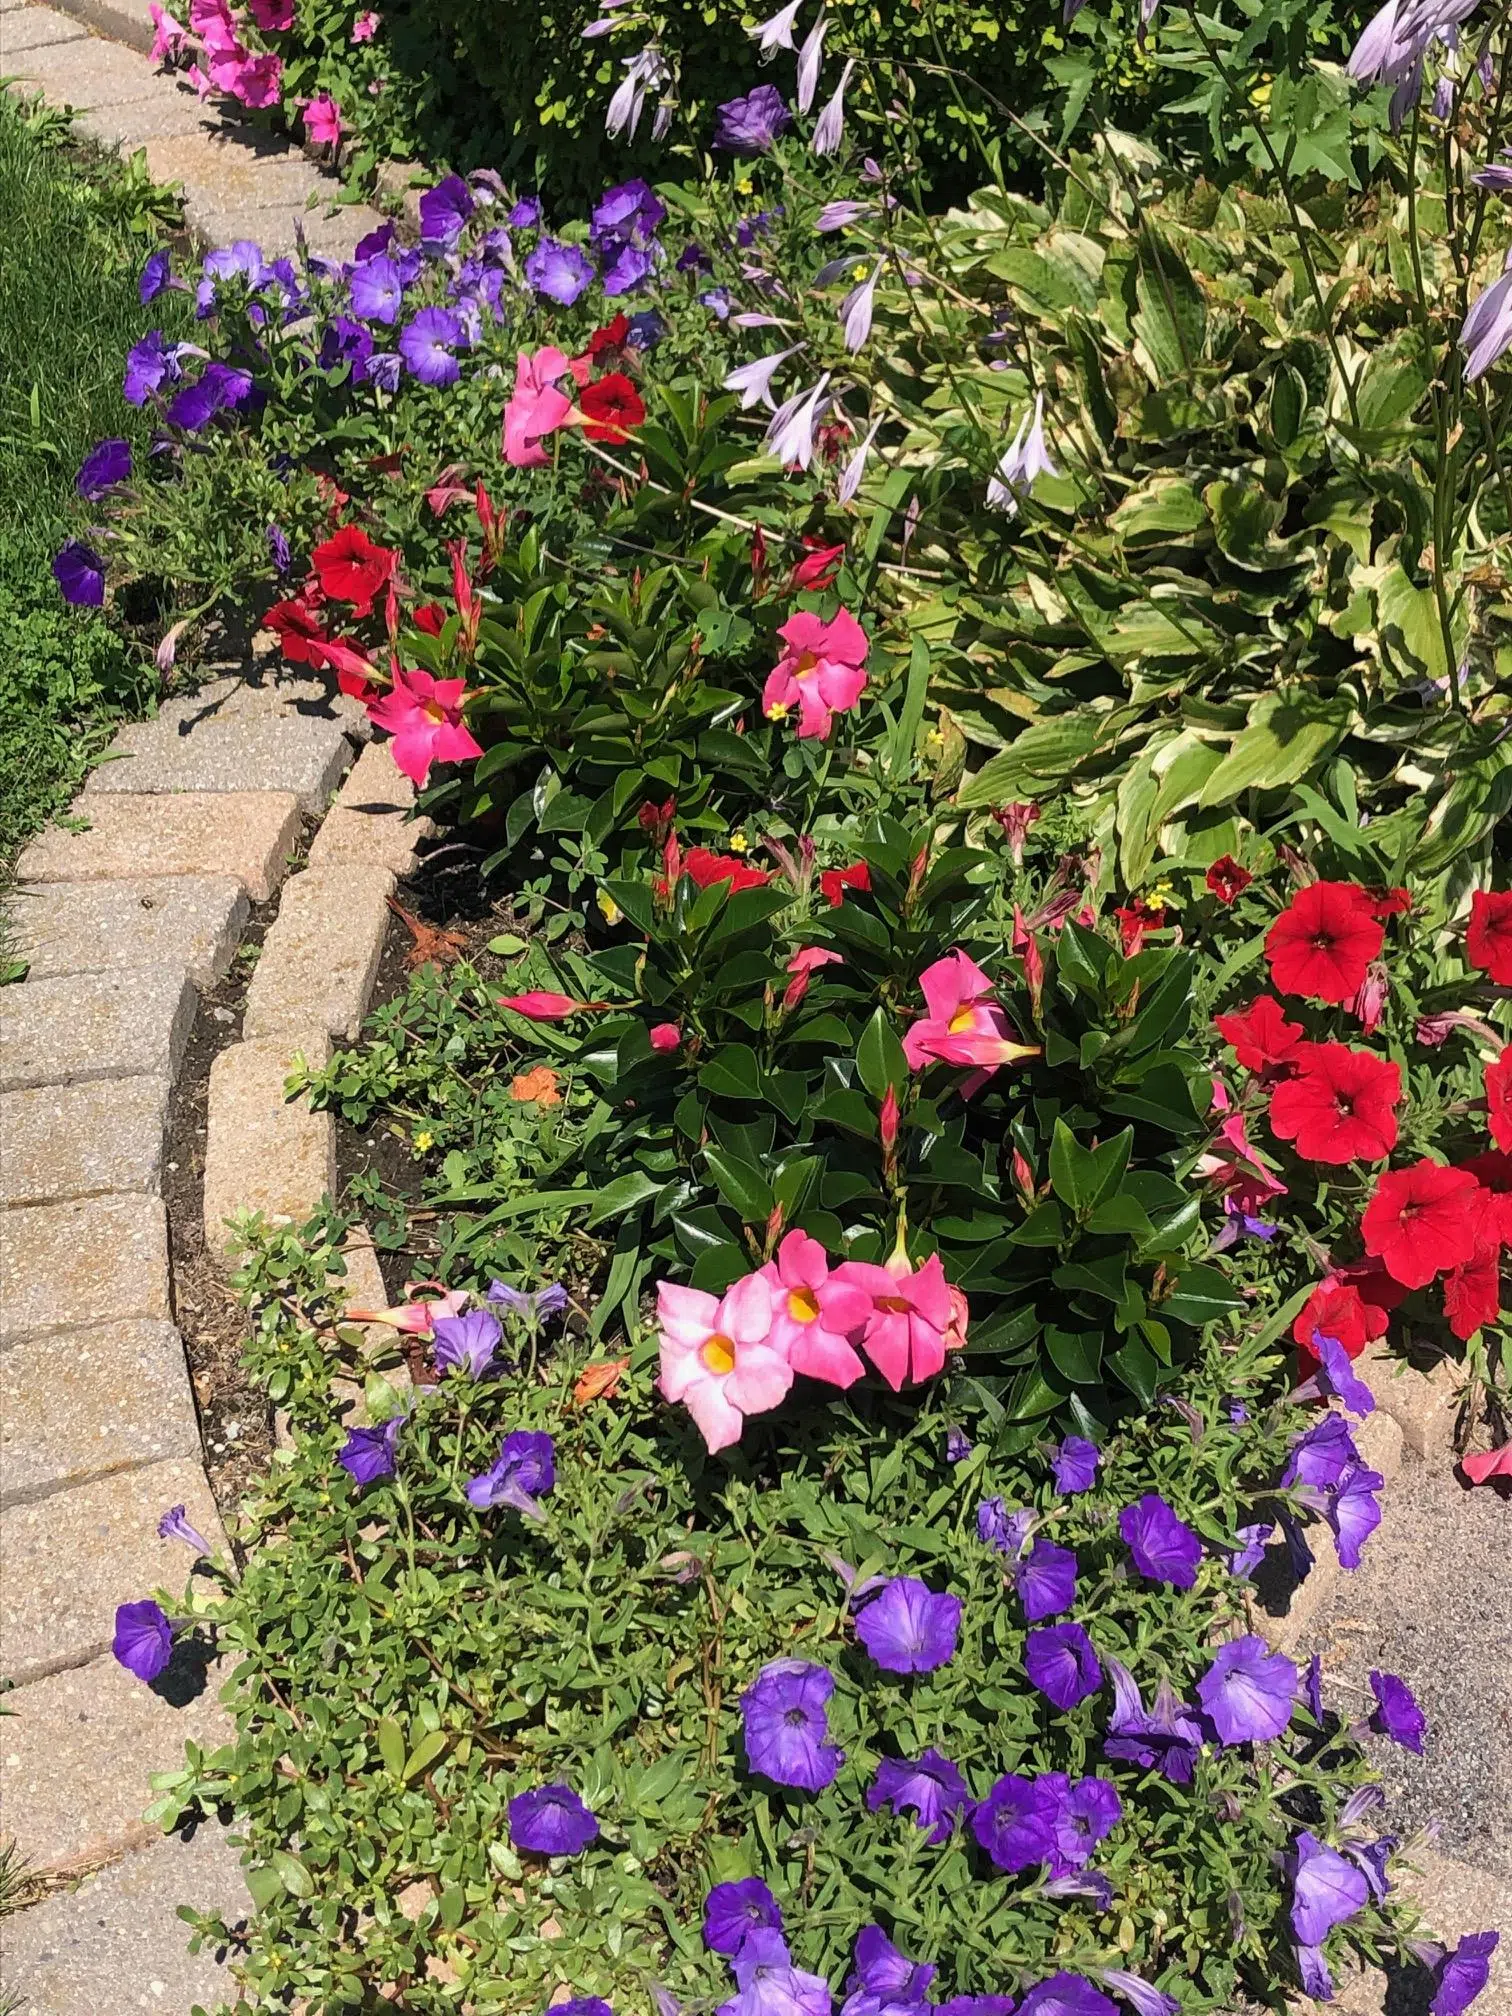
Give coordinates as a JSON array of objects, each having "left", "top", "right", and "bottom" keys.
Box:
[{"left": 71, "top": 4, "right": 1512, "bottom": 2009}]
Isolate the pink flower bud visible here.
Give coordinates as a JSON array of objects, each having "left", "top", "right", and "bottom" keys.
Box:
[
  {"left": 879, "top": 1085, "right": 900, "bottom": 1153},
  {"left": 497, "top": 991, "right": 586, "bottom": 1020},
  {"left": 649, "top": 1023, "right": 681, "bottom": 1052}
]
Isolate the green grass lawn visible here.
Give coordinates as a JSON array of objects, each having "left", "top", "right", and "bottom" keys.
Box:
[{"left": 0, "top": 93, "right": 188, "bottom": 884}]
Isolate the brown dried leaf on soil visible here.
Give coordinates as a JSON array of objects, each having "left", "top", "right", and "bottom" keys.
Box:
[{"left": 386, "top": 896, "right": 469, "bottom": 970}]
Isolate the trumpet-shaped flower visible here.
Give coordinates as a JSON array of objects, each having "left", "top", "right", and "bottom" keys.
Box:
[
  {"left": 813, "top": 58, "right": 855, "bottom": 157},
  {"left": 765, "top": 372, "right": 832, "bottom": 469},
  {"left": 724, "top": 343, "right": 805, "bottom": 411},
  {"left": 901, "top": 950, "right": 1038, "bottom": 1092},
  {"left": 987, "top": 393, "right": 1057, "bottom": 514},
  {"left": 740, "top": 1657, "right": 842, "bottom": 1789},
  {"left": 840, "top": 1247, "right": 953, "bottom": 1389},
  {"left": 657, "top": 1274, "right": 793, "bottom": 1451},
  {"left": 866, "top": 1748, "right": 970, "bottom": 1842},
  {"left": 750, "top": 0, "right": 802, "bottom": 57},
  {"left": 840, "top": 258, "right": 881, "bottom": 351},
  {"left": 606, "top": 45, "right": 669, "bottom": 140},
  {"left": 762, "top": 606, "right": 868, "bottom": 740},
  {"left": 366, "top": 666, "right": 482, "bottom": 788},
  {"left": 760, "top": 1230, "right": 869, "bottom": 1385},
  {"left": 114, "top": 1598, "right": 174, "bottom": 1681},
  {"left": 795, "top": 8, "right": 828, "bottom": 111},
  {"left": 503, "top": 346, "right": 580, "bottom": 467}
]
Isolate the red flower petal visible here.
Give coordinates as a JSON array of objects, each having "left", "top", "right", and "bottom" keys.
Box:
[
  {"left": 1264, "top": 881, "right": 1383, "bottom": 1004},
  {"left": 1214, "top": 995, "right": 1304, "bottom": 1075},
  {"left": 1467, "top": 889, "right": 1512, "bottom": 984},
  {"left": 1361, "top": 1160, "right": 1483, "bottom": 1289},
  {"left": 1268, "top": 1042, "right": 1400, "bottom": 1164}
]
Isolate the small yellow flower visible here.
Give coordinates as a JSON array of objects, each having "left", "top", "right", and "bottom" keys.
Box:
[
  {"left": 729, "top": 830, "right": 749, "bottom": 854},
  {"left": 1148, "top": 879, "right": 1178, "bottom": 910},
  {"left": 924, "top": 726, "right": 945, "bottom": 753},
  {"left": 766, "top": 702, "right": 789, "bottom": 721},
  {"left": 596, "top": 888, "right": 623, "bottom": 925},
  {"left": 736, "top": 174, "right": 754, "bottom": 195},
  {"left": 414, "top": 1130, "right": 434, "bottom": 1152}
]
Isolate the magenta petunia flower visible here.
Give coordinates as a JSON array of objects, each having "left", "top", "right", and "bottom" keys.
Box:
[
  {"left": 113, "top": 1598, "right": 173, "bottom": 1682},
  {"left": 1024, "top": 1622, "right": 1101, "bottom": 1709},
  {"left": 740, "top": 1658, "right": 842, "bottom": 1791},
  {"left": 366, "top": 665, "right": 483, "bottom": 788},
  {"left": 854, "top": 1576, "right": 961, "bottom": 1674},
  {"left": 1118, "top": 1494, "right": 1203, "bottom": 1588},
  {"left": 1197, "top": 1635, "right": 1297, "bottom": 1745},
  {"left": 865, "top": 1748, "right": 970, "bottom": 1843},
  {"left": 508, "top": 1781, "right": 598, "bottom": 1855}
]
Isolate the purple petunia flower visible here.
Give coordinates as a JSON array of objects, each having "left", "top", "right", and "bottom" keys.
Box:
[
  {"left": 865, "top": 1748, "right": 970, "bottom": 1844},
  {"left": 713, "top": 84, "right": 793, "bottom": 153},
  {"left": 487, "top": 1278, "right": 568, "bottom": 1321},
  {"left": 122, "top": 329, "right": 182, "bottom": 405},
  {"left": 508, "top": 1781, "right": 598, "bottom": 1855},
  {"left": 945, "top": 1426, "right": 973, "bottom": 1464},
  {"left": 398, "top": 306, "right": 467, "bottom": 387},
  {"left": 591, "top": 177, "right": 666, "bottom": 247},
  {"left": 1328, "top": 1461, "right": 1384, "bottom": 1569},
  {"left": 1051, "top": 1434, "right": 1099, "bottom": 1494},
  {"left": 366, "top": 352, "right": 403, "bottom": 394},
  {"left": 349, "top": 253, "right": 406, "bottom": 324},
  {"left": 1304, "top": 1651, "right": 1324, "bottom": 1722},
  {"left": 139, "top": 247, "right": 172, "bottom": 303},
  {"left": 1016, "top": 1539, "right": 1077, "bottom": 1622},
  {"left": 843, "top": 1925, "right": 934, "bottom": 2016},
  {"left": 419, "top": 173, "right": 474, "bottom": 248},
  {"left": 1291, "top": 1829, "right": 1368, "bottom": 1945},
  {"left": 602, "top": 241, "right": 656, "bottom": 296},
  {"left": 936, "top": 2002, "right": 1017, "bottom": 2016},
  {"left": 1098, "top": 1973, "right": 1179, "bottom": 2016},
  {"left": 677, "top": 239, "right": 713, "bottom": 273},
  {"left": 1017, "top": 1973, "right": 1117, "bottom": 2015},
  {"left": 320, "top": 316, "right": 374, "bottom": 378},
  {"left": 1025, "top": 1623, "right": 1102, "bottom": 1709},
  {"left": 972, "top": 1772, "right": 1056, "bottom": 1872},
  {"left": 627, "top": 310, "right": 666, "bottom": 349},
  {"left": 1039, "top": 1771, "right": 1121, "bottom": 1871},
  {"left": 53, "top": 540, "right": 106, "bottom": 607},
  {"left": 555, "top": 2002, "right": 612, "bottom": 2016},
  {"left": 1228, "top": 1521, "right": 1274, "bottom": 1581},
  {"left": 1431, "top": 1931, "right": 1500, "bottom": 2014},
  {"left": 434, "top": 1307, "right": 502, "bottom": 1378},
  {"left": 466, "top": 1429, "right": 555, "bottom": 1516},
  {"left": 1119, "top": 1494, "right": 1203, "bottom": 1588},
  {"left": 1197, "top": 1635, "right": 1297, "bottom": 1745},
  {"left": 854, "top": 1577, "right": 961, "bottom": 1674},
  {"left": 1368, "top": 1669, "right": 1426, "bottom": 1753},
  {"left": 113, "top": 1597, "right": 173, "bottom": 1681},
  {"left": 157, "top": 1504, "right": 211, "bottom": 1555},
  {"left": 740, "top": 1658, "right": 842, "bottom": 1791},
  {"left": 76, "top": 437, "right": 132, "bottom": 500},
  {"left": 510, "top": 194, "right": 542, "bottom": 228},
  {"left": 704, "top": 1877, "right": 783, "bottom": 1956},
  {"left": 165, "top": 362, "right": 253, "bottom": 431},
  {"left": 724, "top": 1927, "right": 832, "bottom": 2016},
  {"left": 1282, "top": 1411, "right": 1358, "bottom": 1490},
  {"left": 977, "top": 1496, "right": 1035, "bottom": 1558},
  {"left": 525, "top": 237, "right": 595, "bottom": 307},
  {"left": 1312, "top": 1333, "right": 1376, "bottom": 1415},
  {"left": 267, "top": 522, "right": 291, "bottom": 574},
  {"left": 1346, "top": 1834, "right": 1395, "bottom": 1902},
  {"left": 338, "top": 1415, "right": 402, "bottom": 1487},
  {"left": 1102, "top": 1656, "right": 1203, "bottom": 1784},
  {"left": 355, "top": 218, "right": 396, "bottom": 259}
]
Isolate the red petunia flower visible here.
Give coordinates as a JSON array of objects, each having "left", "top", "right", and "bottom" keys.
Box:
[
  {"left": 1487, "top": 1045, "right": 1512, "bottom": 1152},
  {"left": 1463, "top": 1150, "right": 1512, "bottom": 1247},
  {"left": 1292, "top": 1281, "right": 1382, "bottom": 1363},
  {"left": 1361, "top": 1159, "right": 1483, "bottom": 1288},
  {"left": 586, "top": 313, "right": 631, "bottom": 359},
  {"left": 1214, "top": 995, "right": 1304, "bottom": 1076},
  {"left": 265, "top": 596, "right": 330, "bottom": 666},
  {"left": 1468, "top": 889, "right": 1512, "bottom": 983},
  {"left": 1268, "top": 1042, "right": 1401, "bottom": 1165},
  {"left": 1444, "top": 1236, "right": 1503, "bottom": 1341},
  {"left": 1115, "top": 898, "right": 1165, "bottom": 957},
  {"left": 1265, "top": 881, "right": 1384, "bottom": 1004},
  {"left": 580, "top": 373, "right": 646, "bottom": 443},
  {"left": 820, "top": 860, "right": 871, "bottom": 907},
  {"left": 1369, "top": 886, "right": 1412, "bottom": 917},
  {"left": 682, "top": 846, "right": 771, "bottom": 894},
  {"left": 1206, "top": 855, "right": 1253, "bottom": 904},
  {"left": 311, "top": 523, "right": 397, "bottom": 617},
  {"left": 412, "top": 602, "right": 448, "bottom": 637},
  {"left": 792, "top": 536, "right": 846, "bottom": 592}
]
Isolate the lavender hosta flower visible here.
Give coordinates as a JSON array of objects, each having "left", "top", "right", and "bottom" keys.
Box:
[
  {"left": 1102, "top": 1656, "right": 1204, "bottom": 1783},
  {"left": 433, "top": 1307, "right": 502, "bottom": 1377},
  {"left": 812, "top": 58, "right": 854, "bottom": 157},
  {"left": 157, "top": 1504, "right": 211, "bottom": 1555},
  {"left": 714, "top": 83, "right": 793, "bottom": 153},
  {"left": 1368, "top": 1669, "right": 1426, "bottom": 1752},
  {"left": 606, "top": 44, "right": 670, "bottom": 140},
  {"left": 795, "top": 7, "right": 828, "bottom": 111},
  {"left": 1291, "top": 1830, "right": 1369, "bottom": 1946},
  {"left": 841, "top": 261, "right": 881, "bottom": 351},
  {"left": 466, "top": 1429, "right": 556, "bottom": 1516},
  {"left": 766, "top": 372, "right": 832, "bottom": 469},
  {"left": 508, "top": 1781, "right": 598, "bottom": 1855},
  {"left": 1460, "top": 259, "right": 1512, "bottom": 380},
  {"left": 724, "top": 342, "right": 805, "bottom": 411},
  {"left": 1328, "top": 1461, "right": 1384, "bottom": 1569},
  {"left": 1016, "top": 1539, "right": 1077, "bottom": 1621},
  {"left": 865, "top": 1747, "right": 970, "bottom": 1843},
  {"left": 267, "top": 522, "right": 291, "bottom": 574},
  {"left": 1119, "top": 1493, "right": 1203, "bottom": 1587},
  {"left": 1018, "top": 1976, "right": 1117, "bottom": 2016},
  {"left": 113, "top": 1598, "right": 173, "bottom": 1682},
  {"left": 1472, "top": 151, "right": 1512, "bottom": 193},
  {"left": 972, "top": 1772, "right": 1055, "bottom": 1872},
  {"left": 740, "top": 1658, "right": 842, "bottom": 1790},
  {"left": 487, "top": 1279, "right": 568, "bottom": 1321},
  {"left": 398, "top": 306, "right": 467, "bottom": 387},
  {"left": 349, "top": 253, "right": 406, "bottom": 323},
  {"left": 419, "top": 172, "right": 474, "bottom": 249},
  {"left": 53, "top": 540, "right": 106, "bottom": 607},
  {"left": 1098, "top": 1973, "right": 1180, "bottom": 2016},
  {"left": 1228, "top": 1521, "right": 1274, "bottom": 1581},
  {"left": 1052, "top": 1434, "right": 1099, "bottom": 1494},
  {"left": 837, "top": 417, "right": 882, "bottom": 504},
  {"left": 1025, "top": 1622, "right": 1101, "bottom": 1709},
  {"left": 525, "top": 236, "right": 595, "bottom": 307},
  {"left": 139, "top": 246, "right": 172, "bottom": 302},
  {"left": 986, "top": 392, "right": 1058, "bottom": 514},
  {"left": 855, "top": 1576, "right": 960, "bottom": 1673},
  {"left": 1431, "top": 1932, "right": 1500, "bottom": 2013},
  {"left": 703, "top": 1877, "right": 783, "bottom": 1956},
  {"left": 751, "top": 0, "right": 802, "bottom": 57},
  {"left": 816, "top": 199, "right": 874, "bottom": 232},
  {"left": 76, "top": 438, "right": 132, "bottom": 500},
  {"left": 1197, "top": 1634, "right": 1298, "bottom": 1744},
  {"left": 977, "top": 1496, "right": 1035, "bottom": 1558},
  {"left": 1039, "top": 1772, "right": 1121, "bottom": 1870},
  {"left": 725, "top": 1928, "right": 832, "bottom": 2016},
  {"left": 338, "top": 1415, "right": 402, "bottom": 1487}
]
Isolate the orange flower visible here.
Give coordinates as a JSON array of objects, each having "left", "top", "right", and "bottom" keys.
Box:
[{"left": 510, "top": 1065, "right": 562, "bottom": 1106}]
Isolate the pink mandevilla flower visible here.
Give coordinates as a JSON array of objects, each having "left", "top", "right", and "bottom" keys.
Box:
[
  {"left": 841, "top": 1246, "right": 957, "bottom": 1390},
  {"left": 649, "top": 1022, "right": 682, "bottom": 1052},
  {"left": 901, "top": 950, "right": 1039, "bottom": 1094},
  {"left": 762, "top": 607, "right": 869, "bottom": 740},
  {"left": 760, "top": 1230, "right": 870, "bottom": 1387},
  {"left": 657, "top": 1274, "right": 794, "bottom": 1451},
  {"left": 498, "top": 991, "right": 588, "bottom": 1021},
  {"left": 346, "top": 1286, "right": 469, "bottom": 1334},
  {"left": 782, "top": 944, "right": 842, "bottom": 1011},
  {"left": 366, "top": 665, "right": 483, "bottom": 787},
  {"left": 503, "top": 348, "right": 579, "bottom": 468}
]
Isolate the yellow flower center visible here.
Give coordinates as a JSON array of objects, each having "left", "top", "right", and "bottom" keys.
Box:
[
  {"left": 787, "top": 1286, "right": 820, "bottom": 1324},
  {"left": 948, "top": 1006, "right": 978, "bottom": 1034},
  {"left": 700, "top": 1334, "right": 737, "bottom": 1375},
  {"left": 421, "top": 699, "right": 447, "bottom": 724},
  {"left": 795, "top": 649, "right": 819, "bottom": 675},
  {"left": 877, "top": 1295, "right": 912, "bottom": 1314}
]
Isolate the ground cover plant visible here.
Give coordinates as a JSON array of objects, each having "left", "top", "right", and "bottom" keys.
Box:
[
  {"left": 74, "top": 0, "right": 1512, "bottom": 2009},
  {"left": 0, "top": 94, "right": 188, "bottom": 884}
]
